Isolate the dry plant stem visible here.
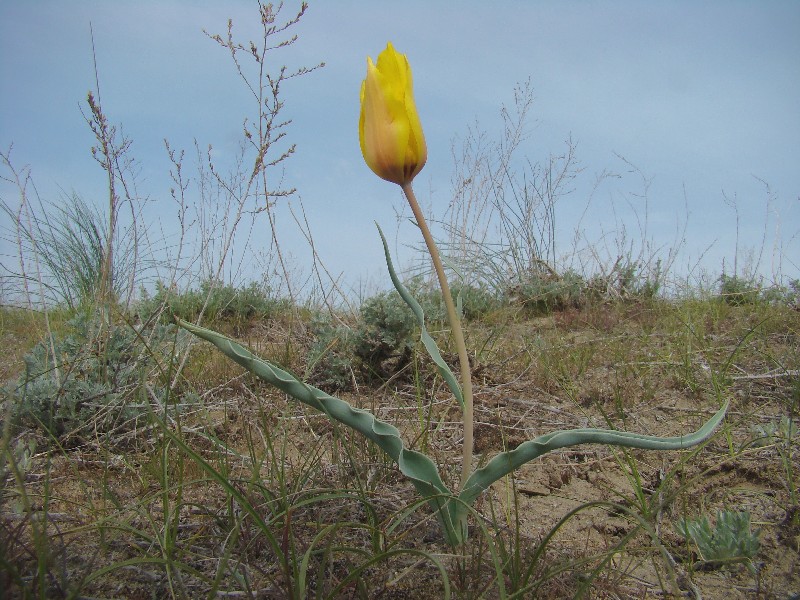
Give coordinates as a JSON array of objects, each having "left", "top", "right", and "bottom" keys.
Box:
[{"left": 402, "top": 182, "right": 474, "bottom": 491}]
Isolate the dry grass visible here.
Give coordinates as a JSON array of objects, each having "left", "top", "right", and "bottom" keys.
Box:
[{"left": 1, "top": 298, "right": 799, "bottom": 598}]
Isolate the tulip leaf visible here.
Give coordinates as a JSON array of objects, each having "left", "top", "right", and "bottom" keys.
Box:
[
  {"left": 176, "top": 318, "right": 464, "bottom": 543},
  {"left": 455, "top": 401, "right": 729, "bottom": 514},
  {"left": 376, "top": 225, "right": 464, "bottom": 408}
]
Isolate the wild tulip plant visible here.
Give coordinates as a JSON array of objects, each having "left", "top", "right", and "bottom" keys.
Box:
[{"left": 178, "top": 42, "right": 728, "bottom": 547}]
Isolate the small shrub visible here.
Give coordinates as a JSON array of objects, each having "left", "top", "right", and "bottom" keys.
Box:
[
  {"left": 759, "top": 279, "right": 800, "bottom": 307},
  {"left": 618, "top": 258, "right": 663, "bottom": 299},
  {"left": 510, "top": 270, "right": 586, "bottom": 315},
  {"left": 583, "top": 260, "right": 663, "bottom": 303},
  {"left": 355, "top": 279, "right": 455, "bottom": 379},
  {"left": 676, "top": 509, "right": 761, "bottom": 571},
  {"left": 6, "top": 310, "right": 187, "bottom": 442},
  {"left": 718, "top": 274, "right": 761, "bottom": 306},
  {"left": 139, "top": 278, "right": 288, "bottom": 327},
  {"left": 789, "top": 279, "right": 800, "bottom": 307},
  {"left": 307, "top": 315, "right": 357, "bottom": 391},
  {"left": 452, "top": 283, "right": 503, "bottom": 320},
  {"left": 353, "top": 289, "right": 422, "bottom": 380},
  {"left": 307, "top": 278, "right": 472, "bottom": 389}
]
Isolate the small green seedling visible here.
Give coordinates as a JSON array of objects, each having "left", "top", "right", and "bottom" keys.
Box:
[{"left": 676, "top": 509, "right": 761, "bottom": 572}]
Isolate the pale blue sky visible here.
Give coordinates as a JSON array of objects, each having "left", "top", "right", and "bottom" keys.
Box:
[{"left": 2, "top": 1, "right": 799, "bottom": 297}]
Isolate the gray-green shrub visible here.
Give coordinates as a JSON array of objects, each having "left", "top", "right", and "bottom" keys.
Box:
[
  {"left": 719, "top": 274, "right": 761, "bottom": 306},
  {"left": 307, "top": 315, "right": 357, "bottom": 391},
  {"left": 138, "top": 278, "right": 288, "bottom": 327},
  {"left": 7, "top": 310, "right": 186, "bottom": 442},
  {"left": 510, "top": 270, "right": 586, "bottom": 315}
]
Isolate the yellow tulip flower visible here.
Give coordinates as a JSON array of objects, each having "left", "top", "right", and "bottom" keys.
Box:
[{"left": 359, "top": 42, "right": 427, "bottom": 186}]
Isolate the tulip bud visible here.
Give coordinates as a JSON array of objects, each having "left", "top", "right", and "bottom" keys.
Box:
[{"left": 359, "top": 42, "right": 427, "bottom": 186}]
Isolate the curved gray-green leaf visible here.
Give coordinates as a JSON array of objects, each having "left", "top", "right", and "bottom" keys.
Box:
[
  {"left": 458, "top": 401, "right": 728, "bottom": 509},
  {"left": 376, "top": 225, "right": 464, "bottom": 409},
  {"left": 177, "top": 319, "right": 463, "bottom": 543}
]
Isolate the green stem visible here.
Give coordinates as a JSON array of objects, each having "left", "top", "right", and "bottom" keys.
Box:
[{"left": 402, "top": 182, "right": 474, "bottom": 492}]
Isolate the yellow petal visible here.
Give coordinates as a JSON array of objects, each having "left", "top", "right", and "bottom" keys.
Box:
[{"left": 359, "top": 43, "right": 426, "bottom": 186}]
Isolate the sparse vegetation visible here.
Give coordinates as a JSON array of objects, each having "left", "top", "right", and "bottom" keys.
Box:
[
  {"left": 1, "top": 2, "right": 799, "bottom": 598},
  {"left": 2, "top": 281, "right": 798, "bottom": 598}
]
